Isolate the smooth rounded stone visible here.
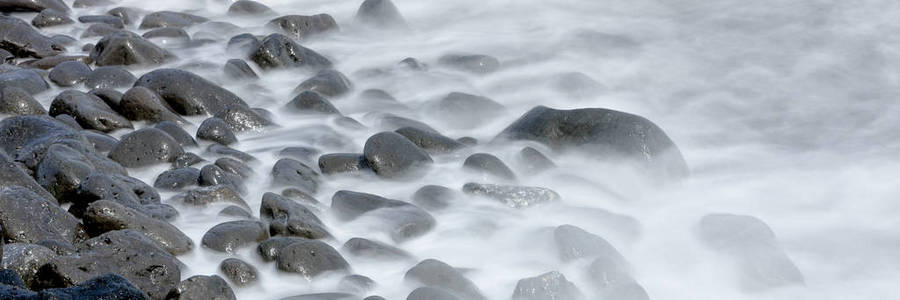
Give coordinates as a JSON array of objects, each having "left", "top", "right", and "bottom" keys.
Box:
[
  {"left": 38, "top": 273, "right": 148, "bottom": 299},
  {"left": 108, "top": 128, "right": 184, "bottom": 167},
  {"left": 49, "top": 90, "right": 131, "bottom": 132},
  {"left": 411, "top": 185, "right": 456, "bottom": 210},
  {"left": 219, "top": 205, "right": 252, "bottom": 219},
  {"left": 18, "top": 54, "right": 91, "bottom": 69},
  {"left": 0, "top": 187, "right": 86, "bottom": 244},
  {"left": 407, "top": 287, "right": 460, "bottom": 300},
  {"left": 31, "top": 8, "right": 72, "bottom": 27},
  {"left": 549, "top": 72, "right": 605, "bottom": 99},
  {"left": 168, "top": 275, "right": 235, "bottom": 300},
  {"left": 271, "top": 158, "right": 320, "bottom": 193},
  {"left": 363, "top": 131, "right": 433, "bottom": 178},
  {"left": 697, "top": 213, "right": 804, "bottom": 290},
  {"left": 512, "top": 271, "right": 583, "bottom": 300},
  {"left": 134, "top": 68, "right": 249, "bottom": 116},
  {"left": 223, "top": 59, "right": 258, "bottom": 80},
  {"left": 553, "top": 224, "right": 627, "bottom": 264},
  {"left": 153, "top": 167, "right": 200, "bottom": 191},
  {"left": 0, "top": 0, "right": 68, "bottom": 12},
  {"left": 54, "top": 114, "right": 83, "bottom": 129},
  {"left": 404, "top": 259, "right": 485, "bottom": 300},
  {"left": 80, "top": 23, "right": 124, "bottom": 38},
  {"left": 228, "top": 0, "right": 274, "bottom": 16},
  {"left": 0, "top": 15, "right": 65, "bottom": 58},
  {"left": 107, "top": 7, "right": 142, "bottom": 25},
  {"left": 267, "top": 14, "right": 339, "bottom": 40},
  {"left": 35, "top": 229, "right": 180, "bottom": 299},
  {"left": 82, "top": 200, "right": 193, "bottom": 255},
  {"left": 0, "top": 269, "right": 25, "bottom": 288},
  {"left": 374, "top": 113, "right": 438, "bottom": 133},
  {"left": 519, "top": 147, "right": 555, "bottom": 174},
  {"left": 216, "top": 157, "right": 253, "bottom": 179},
  {"left": 318, "top": 153, "right": 368, "bottom": 175},
  {"left": 294, "top": 69, "right": 352, "bottom": 98},
  {"left": 119, "top": 86, "right": 187, "bottom": 125},
  {"left": 463, "top": 183, "right": 559, "bottom": 209},
  {"left": 67, "top": 173, "right": 161, "bottom": 218},
  {"left": 395, "top": 127, "right": 465, "bottom": 154},
  {"left": 177, "top": 185, "right": 249, "bottom": 209},
  {"left": 0, "top": 69, "right": 49, "bottom": 94},
  {"left": 338, "top": 274, "right": 374, "bottom": 294},
  {"left": 78, "top": 15, "right": 124, "bottom": 29},
  {"left": 433, "top": 92, "right": 505, "bottom": 128},
  {"left": 90, "top": 31, "right": 173, "bottom": 66},
  {"left": 335, "top": 116, "right": 365, "bottom": 130},
  {"left": 356, "top": 0, "right": 408, "bottom": 29},
  {"left": 278, "top": 146, "right": 319, "bottom": 163},
  {"left": 199, "top": 164, "right": 245, "bottom": 194},
  {"left": 50, "top": 35, "right": 77, "bottom": 47},
  {"left": 281, "top": 188, "right": 322, "bottom": 207},
  {"left": 139, "top": 11, "right": 208, "bottom": 29},
  {"left": 0, "top": 49, "right": 12, "bottom": 63},
  {"left": 496, "top": 106, "right": 689, "bottom": 180},
  {"left": 48, "top": 61, "right": 90, "bottom": 87},
  {"left": 256, "top": 237, "right": 308, "bottom": 261},
  {"left": 220, "top": 258, "right": 258, "bottom": 286},
  {"left": 398, "top": 57, "right": 427, "bottom": 70},
  {"left": 143, "top": 203, "right": 179, "bottom": 221},
  {"left": 72, "top": 0, "right": 113, "bottom": 7},
  {"left": 275, "top": 239, "right": 350, "bottom": 279},
  {"left": 330, "top": 190, "right": 407, "bottom": 221},
  {"left": 438, "top": 54, "right": 500, "bottom": 74},
  {"left": 197, "top": 117, "right": 237, "bottom": 145},
  {"left": 282, "top": 293, "right": 359, "bottom": 300},
  {"left": 82, "top": 130, "right": 118, "bottom": 152},
  {"left": 154, "top": 121, "right": 197, "bottom": 148},
  {"left": 251, "top": 33, "right": 332, "bottom": 70},
  {"left": 287, "top": 91, "right": 340, "bottom": 115},
  {"left": 0, "top": 115, "right": 95, "bottom": 174},
  {"left": 0, "top": 86, "right": 45, "bottom": 115},
  {"left": 341, "top": 237, "right": 412, "bottom": 261},
  {"left": 261, "top": 192, "right": 330, "bottom": 239},
  {"left": 226, "top": 33, "right": 259, "bottom": 56},
  {"left": 85, "top": 66, "right": 136, "bottom": 89},
  {"left": 1, "top": 243, "right": 57, "bottom": 289},
  {"left": 331, "top": 190, "right": 435, "bottom": 242},
  {"left": 207, "top": 144, "right": 256, "bottom": 162},
  {"left": 173, "top": 152, "right": 205, "bottom": 168},
  {"left": 201, "top": 220, "right": 268, "bottom": 254},
  {"left": 142, "top": 27, "right": 190, "bottom": 44},
  {"left": 585, "top": 256, "right": 646, "bottom": 300},
  {"left": 463, "top": 153, "right": 516, "bottom": 180},
  {"left": 34, "top": 143, "right": 95, "bottom": 198},
  {"left": 88, "top": 88, "right": 123, "bottom": 109}
]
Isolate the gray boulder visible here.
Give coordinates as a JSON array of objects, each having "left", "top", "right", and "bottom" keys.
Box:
[
  {"left": 49, "top": 90, "right": 132, "bottom": 132},
  {"left": 201, "top": 220, "right": 268, "bottom": 253},
  {"left": 134, "top": 68, "right": 249, "bottom": 116},
  {"left": 0, "top": 86, "right": 45, "bottom": 115},
  {"left": 90, "top": 32, "right": 173, "bottom": 66},
  {"left": 82, "top": 200, "right": 193, "bottom": 255},
  {"left": 404, "top": 259, "right": 484, "bottom": 300},
  {"left": 219, "top": 258, "right": 258, "bottom": 286},
  {"left": 168, "top": 275, "right": 235, "bottom": 300},
  {"left": 267, "top": 14, "right": 338, "bottom": 40},
  {"left": 363, "top": 131, "right": 432, "bottom": 178},
  {"left": 108, "top": 128, "right": 184, "bottom": 167},
  {"left": 0, "top": 15, "right": 64, "bottom": 58},
  {"left": 462, "top": 183, "right": 559, "bottom": 208},
  {"left": 251, "top": 33, "right": 332, "bottom": 70},
  {"left": 275, "top": 239, "right": 350, "bottom": 279},
  {"left": 356, "top": 0, "right": 408, "bottom": 30}
]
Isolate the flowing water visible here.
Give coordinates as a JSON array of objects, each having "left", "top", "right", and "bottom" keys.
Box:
[{"left": 25, "top": 0, "right": 900, "bottom": 298}]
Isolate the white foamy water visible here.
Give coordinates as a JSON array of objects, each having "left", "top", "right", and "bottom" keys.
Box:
[{"left": 21, "top": 0, "right": 900, "bottom": 299}]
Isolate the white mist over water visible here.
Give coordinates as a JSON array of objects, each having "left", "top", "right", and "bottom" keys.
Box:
[{"left": 25, "top": 0, "right": 900, "bottom": 298}]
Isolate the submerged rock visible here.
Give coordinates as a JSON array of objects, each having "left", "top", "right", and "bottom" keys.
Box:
[
  {"left": 363, "top": 131, "right": 432, "bottom": 178},
  {"left": 356, "top": 0, "right": 408, "bottom": 29},
  {"left": 463, "top": 153, "right": 516, "bottom": 180},
  {"left": 168, "top": 275, "right": 236, "bottom": 300},
  {"left": 404, "top": 259, "right": 485, "bottom": 300},
  {"left": 463, "top": 183, "right": 559, "bottom": 208},
  {"left": 275, "top": 239, "right": 350, "bottom": 279},
  {"left": 108, "top": 128, "right": 185, "bottom": 167},
  {"left": 251, "top": 33, "right": 332, "bottom": 70},
  {"left": 134, "top": 68, "right": 249, "bottom": 116},
  {"left": 0, "top": 15, "right": 64, "bottom": 58},
  {"left": 512, "top": 271, "right": 583, "bottom": 300},
  {"left": 82, "top": 200, "right": 193, "bottom": 255},
  {"left": 267, "top": 14, "right": 339, "bottom": 40},
  {"left": 90, "top": 31, "right": 173, "bottom": 66},
  {"left": 219, "top": 258, "right": 258, "bottom": 286},
  {"left": 201, "top": 220, "right": 269, "bottom": 253}
]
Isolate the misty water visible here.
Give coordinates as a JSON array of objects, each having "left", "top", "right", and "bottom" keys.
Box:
[{"left": 24, "top": 0, "right": 900, "bottom": 299}]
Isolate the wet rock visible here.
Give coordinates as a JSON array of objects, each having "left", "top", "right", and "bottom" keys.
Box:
[
  {"left": 287, "top": 91, "right": 340, "bottom": 115},
  {"left": 251, "top": 33, "right": 332, "bottom": 70},
  {"left": 142, "top": 27, "right": 190, "bottom": 44},
  {"left": 0, "top": 69, "right": 49, "bottom": 94},
  {"left": 168, "top": 275, "right": 235, "bottom": 300},
  {"left": 173, "top": 152, "right": 205, "bottom": 168},
  {"left": 35, "top": 229, "right": 180, "bottom": 299},
  {"left": 697, "top": 213, "right": 804, "bottom": 290},
  {"left": 294, "top": 69, "right": 352, "bottom": 97},
  {"left": 341, "top": 237, "right": 412, "bottom": 261},
  {"left": 512, "top": 271, "right": 583, "bottom": 300},
  {"left": 267, "top": 14, "right": 339, "bottom": 40},
  {"left": 155, "top": 121, "right": 197, "bottom": 147},
  {"left": 271, "top": 158, "right": 319, "bottom": 193},
  {"left": 256, "top": 237, "right": 307, "bottom": 261},
  {"left": 78, "top": 15, "right": 124, "bottom": 29},
  {"left": 19, "top": 54, "right": 90, "bottom": 69},
  {"left": 396, "top": 127, "right": 464, "bottom": 154},
  {"left": 228, "top": 0, "right": 274, "bottom": 16},
  {"left": 554, "top": 224, "right": 626, "bottom": 264},
  {"left": 275, "top": 239, "right": 350, "bottom": 278},
  {"left": 549, "top": 72, "right": 604, "bottom": 99},
  {"left": 363, "top": 131, "right": 432, "bottom": 178},
  {"left": 411, "top": 185, "right": 455, "bottom": 210},
  {"left": 318, "top": 153, "right": 368, "bottom": 175},
  {"left": 404, "top": 259, "right": 485, "bottom": 300},
  {"left": 0, "top": 15, "right": 64, "bottom": 58},
  {"left": 584, "top": 256, "right": 647, "bottom": 300},
  {"left": 226, "top": 33, "right": 259, "bottom": 56},
  {"left": 207, "top": 144, "right": 256, "bottom": 162},
  {"left": 0, "top": 187, "right": 86, "bottom": 244},
  {"left": 407, "top": 287, "right": 460, "bottom": 300},
  {"left": 519, "top": 147, "right": 555, "bottom": 174},
  {"left": 0, "top": 0, "right": 68, "bottom": 12},
  {"left": 223, "top": 59, "right": 258, "bottom": 80},
  {"left": 48, "top": 61, "right": 90, "bottom": 87},
  {"left": 201, "top": 220, "right": 268, "bottom": 253},
  {"left": 107, "top": 7, "right": 142, "bottom": 25},
  {"left": 463, "top": 153, "right": 516, "bottom": 180},
  {"left": 82, "top": 130, "right": 118, "bottom": 152},
  {"left": 0, "top": 86, "right": 45, "bottom": 115},
  {"left": 219, "top": 205, "right": 252, "bottom": 219},
  {"left": 281, "top": 188, "right": 321, "bottom": 207},
  {"left": 495, "top": 106, "right": 689, "bottom": 180},
  {"left": 330, "top": 190, "right": 406, "bottom": 221},
  {"left": 67, "top": 173, "right": 161, "bottom": 218},
  {"left": 433, "top": 92, "right": 505, "bottom": 128},
  {"left": 261, "top": 192, "right": 330, "bottom": 239},
  {"left": 278, "top": 146, "right": 319, "bottom": 164},
  {"left": 153, "top": 167, "right": 199, "bottom": 191},
  {"left": 85, "top": 66, "right": 136, "bottom": 89},
  {"left": 72, "top": 0, "right": 113, "bottom": 8},
  {"left": 215, "top": 157, "right": 253, "bottom": 179},
  {"left": 31, "top": 8, "right": 73, "bottom": 27},
  {"left": 90, "top": 31, "right": 173, "bottom": 66},
  {"left": 54, "top": 114, "right": 82, "bottom": 129},
  {"left": 219, "top": 258, "right": 258, "bottom": 286},
  {"left": 463, "top": 183, "right": 559, "bottom": 208},
  {"left": 119, "top": 86, "right": 187, "bottom": 125},
  {"left": 81, "top": 23, "right": 124, "bottom": 38},
  {"left": 197, "top": 117, "right": 237, "bottom": 145},
  {"left": 338, "top": 274, "right": 374, "bottom": 294},
  {"left": 49, "top": 90, "right": 132, "bottom": 132},
  {"left": 108, "top": 128, "right": 184, "bottom": 167},
  {"left": 199, "top": 164, "right": 244, "bottom": 194},
  {"left": 88, "top": 88, "right": 122, "bottom": 108},
  {"left": 375, "top": 114, "right": 438, "bottom": 133},
  {"left": 1, "top": 243, "right": 57, "bottom": 289},
  {"left": 139, "top": 11, "right": 208, "bottom": 29},
  {"left": 82, "top": 200, "right": 193, "bottom": 255},
  {"left": 177, "top": 185, "right": 248, "bottom": 209},
  {"left": 0, "top": 49, "right": 12, "bottom": 63},
  {"left": 50, "top": 34, "right": 76, "bottom": 46},
  {"left": 0, "top": 115, "right": 86, "bottom": 172},
  {"left": 331, "top": 190, "right": 435, "bottom": 242},
  {"left": 438, "top": 54, "right": 499, "bottom": 74},
  {"left": 39, "top": 273, "right": 148, "bottom": 299},
  {"left": 215, "top": 105, "right": 273, "bottom": 132},
  {"left": 34, "top": 143, "right": 95, "bottom": 198},
  {"left": 282, "top": 293, "right": 358, "bottom": 300},
  {"left": 0, "top": 269, "right": 25, "bottom": 288},
  {"left": 356, "top": 0, "right": 408, "bottom": 29},
  {"left": 457, "top": 137, "right": 477, "bottom": 146}
]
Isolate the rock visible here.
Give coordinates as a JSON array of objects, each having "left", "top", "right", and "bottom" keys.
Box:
[
  {"left": 697, "top": 213, "right": 804, "bottom": 290},
  {"left": 218, "top": 206, "right": 252, "bottom": 219},
  {"left": 81, "top": 24, "right": 124, "bottom": 39},
  {"left": 89, "top": 88, "right": 123, "bottom": 108},
  {"left": 585, "top": 257, "right": 647, "bottom": 300},
  {"left": 107, "top": 7, "right": 142, "bottom": 25},
  {"left": 554, "top": 224, "right": 626, "bottom": 264},
  {"left": 356, "top": 0, "right": 408, "bottom": 29},
  {"left": 48, "top": 61, "right": 90, "bottom": 87},
  {"left": 0, "top": 15, "right": 64, "bottom": 58},
  {"left": 213, "top": 105, "right": 272, "bottom": 132},
  {"left": 72, "top": 0, "right": 113, "bottom": 8},
  {"left": 318, "top": 153, "right": 368, "bottom": 175},
  {"left": 433, "top": 92, "right": 505, "bottom": 128},
  {"left": 411, "top": 185, "right": 455, "bottom": 210},
  {"left": 512, "top": 271, "right": 583, "bottom": 300},
  {"left": 519, "top": 147, "right": 555, "bottom": 174},
  {"left": 341, "top": 237, "right": 412, "bottom": 261},
  {"left": 374, "top": 114, "right": 438, "bottom": 133},
  {"left": 256, "top": 237, "right": 307, "bottom": 261},
  {"left": 281, "top": 188, "right": 321, "bottom": 207},
  {"left": 0, "top": 49, "right": 12, "bottom": 63},
  {"left": 0, "top": 86, "right": 45, "bottom": 115},
  {"left": 223, "top": 59, "right": 258, "bottom": 80},
  {"left": 404, "top": 259, "right": 485, "bottom": 300},
  {"left": 78, "top": 15, "right": 124, "bottom": 29},
  {"left": 363, "top": 131, "right": 432, "bottom": 178},
  {"left": 463, "top": 153, "right": 516, "bottom": 180},
  {"left": 197, "top": 117, "right": 237, "bottom": 145},
  {"left": 395, "top": 127, "right": 464, "bottom": 154},
  {"left": 1, "top": 243, "right": 57, "bottom": 289},
  {"left": 168, "top": 275, "right": 235, "bottom": 300},
  {"left": 85, "top": 66, "right": 136, "bottom": 89},
  {"left": 286, "top": 91, "right": 340, "bottom": 115},
  {"left": 226, "top": 33, "right": 259, "bottom": 56},
  {"left": 155, "top": 121, "right": 197, "bottom": 147},
  {"left": 279, "top": 146, "right": 319, "bottom": 164},
  {"left": 0, "top": 269, "right": 25, "bottom": 288},
  {"left": 173, "top": 152, "right": 205, "bottom": 168},
  {"left": 0, "top": 69, "right": 49, "bottom": 94},
  {"left": 139, "top": 11, "right": 208, "bottom": 29},
  {"left": 38, "top": 273, "right": 149, "bottom": 299},
  {"left": 207, "top": 144, "right": 256, "bottom": 162},
  {"left": 338, "top": 274, "right": 374, "bottom": 294},
  {"left": 201, "top": 220, "right": 268, "bottom": 253},
  {"left": 549, "top": 72, "right": 604, "bottom": 99},
  {"left": 177, "top": 185, "right": 248, "bottom": 208},
  {"left": 271, "top": 158, "right": 319, "bottom": 193},
  {"left": 31, "top": 8, "right": 72, "bottom": 27},
  {"left": 119, "top": 86, "right": 187, "bottom": 125},
  {"left": 261, "top": 192, "right": 330, "bottom": 239},
  {"left": 153, "top": 167, "right": 199, "bottom": 191},
  {"left": 219, "top": 258, "right": 258, "bottom": 286},
  {"left": 293, "top": 69, "right": 352, "bottom": 97},
  {"left": 228, "top": 0, "right": 274, "bottom": 16},
  {"left": 251, "top": 33, "right": 332, "bottom": 70},
  {"left": 34, "top": 143, "right": 95, "bottom": 198},
  {"left": 108, "top": 128, "right": 184, "bottom": 167},
  {"left": 0, "top": 0, "right": 68, "bottom": 12},
  {"left": 67, "top": 173, "right": 161, "bottom": 218},
  {"left": 135, "top": 68, "right": 249, "bottom": 116},
  {"left": 199, "top": 164, "right": 244, "bottom": 194},
  {"left": 90, "top": 31, "right": 173, "bottom": 66},
  {"left": 54, "top": 114, "right": 83, "bottom": 129},
  {"left": 215, "top": 157, "right": 253, "bottom": 179},
  {"left": 82, "top": 130, "right": 118, "bottom": 152},
  {"left": 267, "top": 14, "right": 339, "bottom": 40},
  {"left": 49, "top": 34, "right": 76, "bottom": 46},
  {"left": 330, "top": 190, "right": 406, "bottom": 221},
  {"left": 0, "top": 115, "right": 85, "bottom": 171},
  {"left": 275, "top": 239, "right": 350, "bottom": 279},
  {"left": 495, "top": 106, "right": 689, "bottom": 180},
  {"left": 462, "top": 183, "right": 560, "bottom": 208},
  {"left": 407, "top": 287, "right": 460, "bottom": 300},
  {"left": 0, "top": 187, "right": 86, "bottom": 244},
  {"left": 82, "top": 200, "right": 192, "bottom": 255},
  {"left": 142, "top": 27, "right": 191, "bottom": 45},
  {"left": 49, "top": 90, "right": 132, "bottom": 132},
  {"left": 35, "top": 229, "right": 180, "bottom": 299},
  {"left": 18, "top": 54, "right": 90, "bottom": 69},
  {"left": 438, "top": 54, "right": 499, "bottom": 74},
  {"left": 331, "top": 190, "right": 435, "bottom": 242},
  {"left": 282, "top": 293, "right": 358, "bottom": 300}
]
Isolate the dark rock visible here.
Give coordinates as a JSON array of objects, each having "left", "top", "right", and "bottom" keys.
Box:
[
  {"left": 363, "top": 131, "right": 432, "bottom": 178},
  {"left": 251, "top": 33, "right": 332, "bottom": 70},
  {"left": 72, "top": 0, "right": 113, "bottom": 8},
  {"left": 519, "top": 147, "right": 555, "bottom": 174},
  {"left": 0, "top": 49, "right": 12, "bottom": 63},
  {"left": 337, "top": 274, "right": 374, "bottom": 294},
  {"left": 197, "top": 117, "right": 237, "bottom": 145},
  {"left": 177, "top": 185, "right": 248, "bottom": 209},
  {"left": 38, "top": 273, "right": 149, "bottom": 300},
  {"left": 134, "top": 68, "right": 249, "bottom": 115},
  {"left": 0, "top": 0, "right": 68, "bottom": 12},
  {"left": 34, "top": 143, "right": 95, "bottom": 198},
  {"left": 398, "top": 57, "right": 426, "bottom": 70},
  {"left": 49, "top": 34, "right": 76, "bottom": 46},
  {"left": 261, "top": 192, "right": 330, "bottom": 239},
  {"left": 0, "top": 86, "right": 45, "bottom": 115},
  {"left": 54, "top": 114, "right": 83, "bottom": 129},
  {"left": 142, "top": 27, "right": 190, "bottom": 44},
  {"left": 82, "top": 130, "right": 118, "bottom": 152},
  {"left": 218, "top": 205, "right": 252, "bottom": 219},
  {"left": 275, "top": 239, "right": 349, "bottom": 279},
  {"left": 155, "top": 121, "right": 197, "bottom": 147},
  {"left": 1, "top": 243, "right": 57, "bottom": 289},
  {"left": 341, "top": 237, "right": 412, "bottom": 261},
  {"left": 266, "top": 14, "right": 339, "bottom": 40},
  {"left": 463, "top": 183, "right": 559, "bottom": 208},
  {"left": 293, "top": 69, "right": 352, "bottom": 97},
  {"left": 48, "top": 61, "right": 90, "bottom": 87},
  {"left": 107, "top": 7, "right": 142, "bottom": 25},
  {"left": 407, "top": 287, "right": 460, "bottom": 300},
  {"left": 512, "top": 271, "right": 583, "bottom": 300},
  {"left": 31, "top": 8, "right": 73, "bottom": 28},
  {"left": 433, "top": 92, "right": 505, "bottom": 128},
  {"left": 34, "top": 239, "right": 76, "bottom": 256},
  {"left": 318, "top": 153, "right": 368, "bottom": 175},
  {"left": 278, "top": 146, "right": 319, "bottom": 163},
  {"left": 153, "top": 167, "right": 199, "bottom": 191},
  {"left": 78, "top": 15, "right": 124, "bottom": 29},
  {"left": 495, "top": 106, "right": 689, "bottom": 180},
  {"left": 168, "top": 275, "right": 235, "bottom": 300},
  {"left": 0, "top": 69, "right": 49, "bottom": 94},
  {"left": 404, "top": 259, "right": 485, "bottom": 300},
  {"left": 82, "top": 200, "right": 193, "bottom": 255},
  {"left": 207, "top": 144, "right": 256, "bottom": 162},
  {"left": 281, "top": 188, "right": 321, "bottom": 207},
  {"left": 554, "top": 224, "right": 626, "bottom": 263},
  {"left": 228, "top": 0, "right": 274, "bottom": 16},
  {"left": 0, "top": 115, "right": 87, "bottom": 172},
  {"left": 271, "top": 158, "right": 319, "bottom": 193},
  {"left": 139, "top": 11, "right": 208, "bottom": 29},
  {"left": 18, "top": 55, "right": 90, "bottom": 69},
  {"left": 356, "top": 0, "right": 408, "bottom": 29},
  {"left": 85, "top": 66, "right": 136, "bottom": 89},
  {"left": 108, "top": 128, "right": 184, "bottom": 167},
  {"left": 586, "top": 257, "right": 647, "bottom": 300},
  {"left": 463, "top": 153, "right": 516, "bottom": 180},
  {"left": 90, "top": 31, "right": 173, "bottom": 66},
  {"left": 199, "top": 164, "right": 244, "bottom": 194},
  {"left": 0, "top": 15, "right": 64, "bottom": 58},
  {"left": 202, "top": 220, "right": 268, "bottom": 253},
  {"left": 67, "top": 173, "right": 161, "bottom": 218},
  {"left": 226, "top": 33, "right": 259, "bottom": 56},
  {"left": 80, "top": 23, "right": 123, "bottom": 38},
  {"left": 331, "top": 190, "right": 434, "bottom": 242},
  {"left": 395, "top": 127, "right": 464, "bottom": 154},
  {"left": 330, "top": 190, "right": 406, "bottom": 221},
  {"left": 119, "top": 86, "right": 187, "bottom": 125},
  {"left": 0, "top": 187, "right": 86, "bottom": 244},
  {"left": 219, "top": 258, "right": 258, "bottom": 286},
  {"left": 282, "top": 293, "right": 358, "bottom": 300},
  {"left": 286, "top": 91, "right": 340, "bottom": 115},
  {"left": 223, "top": 59, "right": 258, "bottom": 80},
  {"left": 375, "top": 114, "right": 438, "bottom": 133},
  {"left": 49, "top": 90, "right": 132, "bottom": 132},
  {"left": 173, "top": 152, "right": 205, "bottom": 168},
  {"left": 215, "top": 157, "right": 253, "bottom": 179},
  {"left": 256, "top": 237, "right": 307, "bottom": 262},
  {"left": 411, "top": 185, "right": 455, "bottom": 210},
  {"left": 89, "top": 88, "right": 122, "bottom": 108},
  {"left": 143, "top": 203, "right": 179, "bottom": 222},
  {"left": 0, "top": 269, "right": 25, "bottom": 288}
]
